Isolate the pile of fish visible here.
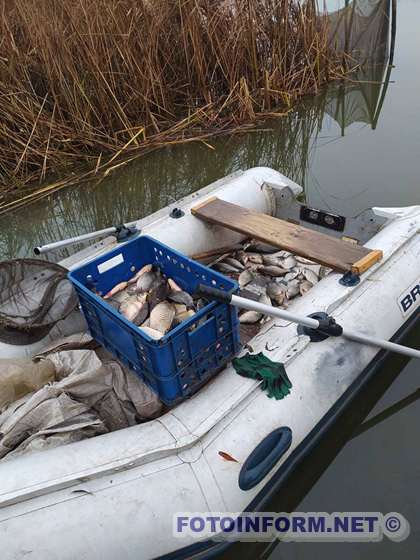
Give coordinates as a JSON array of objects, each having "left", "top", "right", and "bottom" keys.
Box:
[
  {"left": 206, "top": 240, "right": 331, "bottom": 325},
  {"left": 101, "top": 265, "right": 201, "bottom": 340},
  {"left": 97, "top": 240, "right": 331, "bottom": 338}
]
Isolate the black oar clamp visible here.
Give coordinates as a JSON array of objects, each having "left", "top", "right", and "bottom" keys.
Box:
[
  {"left": 115, "top": 224, "right": 139, "bottom": 242},
  {"left": 339, "top": 271, "right": 360, "bottom": 287},
  {"left": 298, "top": 312, "right": 343, "bottom": 342},
  {"left": 170, "top": 207, "right": 185, "bottom": 219}
]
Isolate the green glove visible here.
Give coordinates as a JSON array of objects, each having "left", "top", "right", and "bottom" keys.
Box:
[{"left": 232, "top": 352, "right": 292, "bottom": 400}]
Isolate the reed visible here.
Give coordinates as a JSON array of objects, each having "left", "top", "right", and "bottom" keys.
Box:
[{"left": 0, "top": 0, "right": 346, "bottom": 208}]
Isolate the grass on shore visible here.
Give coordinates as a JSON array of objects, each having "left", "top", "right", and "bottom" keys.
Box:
[{"left": 0, "top": 0, "right": 349, "bottom": 212}]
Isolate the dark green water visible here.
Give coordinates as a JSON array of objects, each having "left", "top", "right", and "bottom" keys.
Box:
[
  {"left": 224, "top": 4, "right": 420, "bottom": 559},
  {"left": 0, "top": 0, "right": 419, "bottom": 557}
]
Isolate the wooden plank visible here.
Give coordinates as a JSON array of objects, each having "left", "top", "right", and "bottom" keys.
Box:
[
  {"left": 191, "top": 197, "right": 382, "bottom": 273},
  {"left": 190, "top": 195, "right": 217, "bottom": 213},
  {"left": 351, "top": 250, "right": 383, "bottom": 275}
]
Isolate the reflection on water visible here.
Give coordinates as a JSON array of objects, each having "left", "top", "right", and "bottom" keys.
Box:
[
  {"left": 224, "top": 3, "right": 420, "bottom": 559},
  {"left": 221, "top": 330, "right": 420, "bottom": 560},
  {"left": 0, "top": 0, "right": 402, "bottom": 261},
  {"left": 0, "top": 100, "right": 324, "bottom": 260},
  {"left": 326, "top": 0, "right": 393, "bottom": 130}
]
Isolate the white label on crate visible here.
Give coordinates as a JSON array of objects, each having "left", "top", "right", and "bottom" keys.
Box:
[{"left": 97, "top": 253, "right": 124, "bottom": 274}]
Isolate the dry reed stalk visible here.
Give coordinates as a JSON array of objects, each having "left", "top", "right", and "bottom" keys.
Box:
[{"left": 0, "top": 0, "right": 347, "bottom": 211}]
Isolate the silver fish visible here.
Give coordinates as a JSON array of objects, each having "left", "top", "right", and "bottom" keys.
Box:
[
  {"left": 286, "top": 279, "right": 300, "bottom": 299},
  {"left": 244, "top": 262, "right": 261, "bottom": 273},
  {"left": 106, "top": 297, "right": 121, "bottom": 311},
  {"left": 258, "top": 265, "right": 287, "bottom": 277},
  {"left": 299, "top": 280, "right": 313, "bottom": 296},
  {"left": 148, "top": 279, "right": 169, "bottom": 310},
  {"left": 267, "top": 281, "right": 287, "bottom": 305},
  {"left": 208, "top": 252, "right": 231, "bottom": 268},
  {"left": 174, "top": 309, "right": 196, "bottom": 325},
  {"left": 139, "top": 326, "right": 164, "bottom": 340},
  {"left": 280, "top": 256, "right": 297, "bottom": 270},
  {"left": 271, "top": 250, "right": 292, "bottom": 259},
  {"left": 244, "top": 282, "right": 268, "bottom": 298},
  {"left": 223, "top": 257, "right": 245, "bottom": 270},
  {"left": 128, "top": 264, "right": 153, "bottom": 284},
  {"left": 245, "top": 253, "right": 264, "bottom": 265},
  {"left": 262, "top": 255, "right": 283, "bottom": 267},
  {"left": 284, "top": 270, "right": 300, "bottom": 282},
  {"left": 239, "top": 310, "right": 263, "bottom": 324},
  {"left": 303, "top": 268, "right": 319, "bottom": 285},
  {"left": 258, "top": 292, "right": 272, "bottom": 307},
  {"left": 174, "top": 303, "right": 187, "bottom": 315},
  {"left": 238, "top": 288, "right": 261, "bottom": 302},
  {"left": 104, "top": 281, "right": 128, "bottom": 299},
  {"left": 295, "top": 256, "right": 316, "bottom": 265},
  {"left": 259, "top": 292, "right": 273, "bottom": 323},
  {"left": 238, "top": 293, "right": 270, "bottom": 324},
  {"left": 112, "top": 289, "right": 132, "bottom": 303},
  {"left": 302, "top": 263, "right": 321, "bottom": 276},
  {"left": 251, "top": 273, "right": 271, "bottom": 287},
  {"left": 126, "top": 284, "right": 140, "bottom": 296},
  {"left": 150, "top": 301, "right": 176, "bottom": 334},
  {"left": 214, "top": 262, "right": 241, "bottom": 274},
  {"left": 120, "top": 294, "right": 148, "bottom": 322},
  {"left": 168, "top": 290, "right": 194, "bottom": 308},
  {"left": 319, "top": 266, "right": 332, "bottom": 279},
  {"left": 168, "top": 278, "right": 182, "bottom": 292},
  {"left": 239, "top": 269, "right": 253, "bottom": 288},
  {"left": 246, "top": 241, "right": 278, "bottom": 253},
  {"left": 133, "top": 302, "right": 149, "bottom": 326},
  {"left": 236, "top": 250, "right": 250, "bottom": 266},
  {"left": 136, "top": 270, "right": 158, "bottom": 292},
  {"left": 195, "top": 298, "right": 207, "bottom": 311}
]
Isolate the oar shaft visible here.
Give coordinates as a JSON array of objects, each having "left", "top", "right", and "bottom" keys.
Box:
[
  {"left": 34, "top": 221, "right": 139, "bottom": 255},
  {"left": 231, "top": 294, "right": 319, "bottom": 330},
  {"left": 342, "top": 328, "right": 420, "bottom": 360},
  {"left": 229, "top": 293, "right": 420, "bottom": 360}
]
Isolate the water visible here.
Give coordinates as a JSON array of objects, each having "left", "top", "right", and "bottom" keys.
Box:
[{"left": 0, "top": 0, "right": 419, "bottom": 557}]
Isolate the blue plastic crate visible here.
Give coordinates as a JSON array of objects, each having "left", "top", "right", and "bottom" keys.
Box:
[{"left": 68, "top": 235, "right": 240, "bottom": 405}]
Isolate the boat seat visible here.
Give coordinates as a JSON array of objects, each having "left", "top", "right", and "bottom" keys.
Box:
[{"left": 191, "top": 197, "right": 382, "bottom": 274}]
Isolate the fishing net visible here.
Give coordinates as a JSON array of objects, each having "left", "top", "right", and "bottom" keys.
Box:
[
  {"left": 325, "top": 0, "right": 391, "bottom": 128},
  {"left": 0, "top": 259, "right": 78, "bottom": 345}
]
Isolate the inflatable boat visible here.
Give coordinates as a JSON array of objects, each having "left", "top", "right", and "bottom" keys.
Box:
[{"left": 1, "top": 167, "right": 420, "bottom": 559}]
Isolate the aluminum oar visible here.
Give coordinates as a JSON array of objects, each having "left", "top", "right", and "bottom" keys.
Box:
[
  {"left": 196, "top": 285, "right": 420, "bottom": 360},
  {"left": 34, "top": 222, "right": 139, "bottom": 255}
]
